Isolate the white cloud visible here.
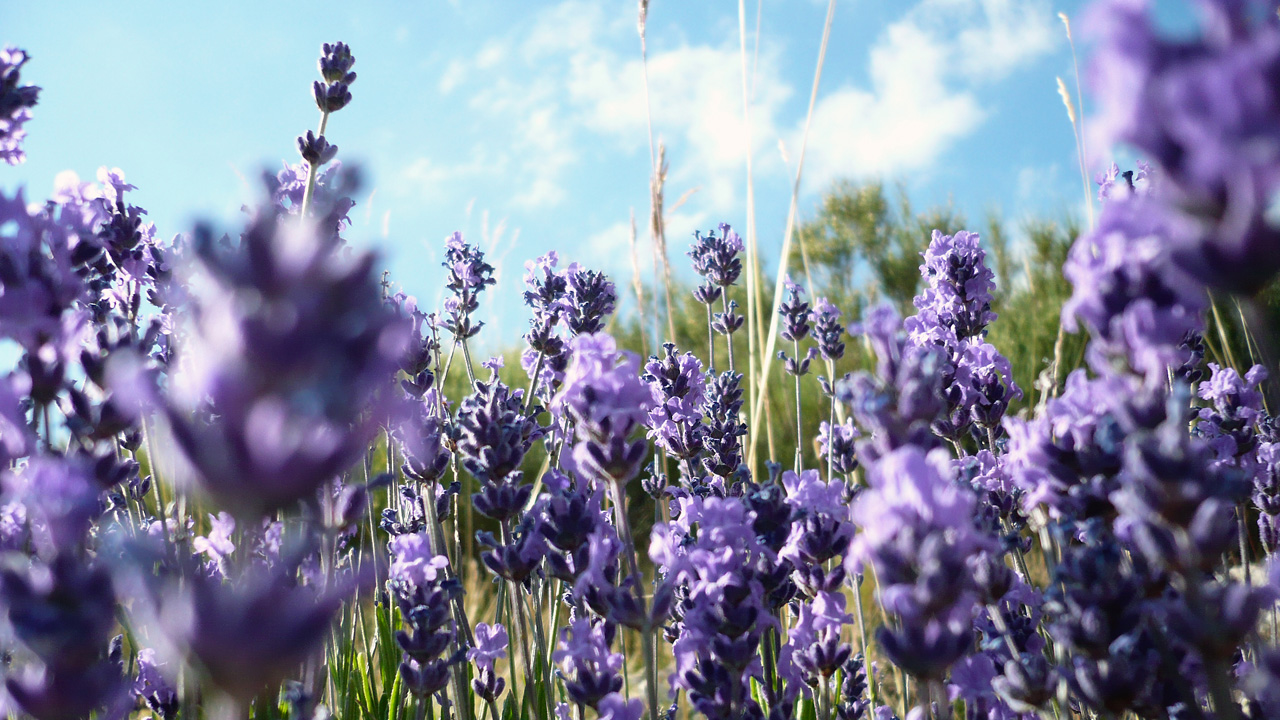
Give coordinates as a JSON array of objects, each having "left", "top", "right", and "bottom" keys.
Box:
[
  {"left": 800, "top": 0, "right": 1057, "bottom": 191},
  {"left": 433, "top": 0, "right": 1058, "bottom": 246}
]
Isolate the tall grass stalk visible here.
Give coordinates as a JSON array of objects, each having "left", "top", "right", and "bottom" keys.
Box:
[{"left": 748, "top": 0, "right": 837, "bottom": 469}]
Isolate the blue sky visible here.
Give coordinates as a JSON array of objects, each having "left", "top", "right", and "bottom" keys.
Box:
[{"left": 6, "top": 0, "right": 1105, "bottom": 345}]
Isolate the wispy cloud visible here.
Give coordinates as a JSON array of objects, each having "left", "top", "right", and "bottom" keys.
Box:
[{"left": 801, "top": 0, "right": 1058, "bottom": 190}]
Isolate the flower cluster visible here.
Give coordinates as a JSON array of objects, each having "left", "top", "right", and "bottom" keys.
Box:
[{"left": 0, "top": 46, "right": 39, "bottom": 165}]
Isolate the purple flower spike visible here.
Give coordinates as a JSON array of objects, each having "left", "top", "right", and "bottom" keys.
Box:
[
  {"left": 133, "top": 648, "right": 178, "bottom": 720},
  {"left": 689, "top": 223, "right": 744, "bottom": 304},
  {"left": 441, "top": 232, "right": 496, "bottom": 341},
  {"left": 779, "top": 277, "right": 811, "bottom": 343},
  {"left": 553, "top": 618, "right": 624, "bottom": 709},
  {"left": 560, "top": 264, "right": 617, "bottom": 336},
  {"left": 161, "top": 205, "right": 408, "bottom": 516},
  {"left": 910, "top": 229, "right": 996, "bottom": 341},
  {"left": 811, "top": 297, "right": 846, "bottom": 361},
  {"left": 313, "top": 42, "right": 356, "bottom": 113},
  {"left": 553, "top": 334, "right": 652, "bottom": 484},
  {"left": 1086, "top": 0, "right": 1280, "bottom": 294},
  {"left": 0, "top": 47, "right": 40, "bottom": 165}
]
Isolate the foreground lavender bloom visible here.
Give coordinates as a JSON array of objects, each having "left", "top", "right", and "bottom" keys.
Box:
[
  {"left": 161, "top": 205, "right": 407, "bottom": 515},
  {"left": 0, "top": 186, "right": 95, "bottom": 353},
  {"left": 1086, "top": 0, "right": 1280, "bottom": 294},
  {"left": 2, "top": 555, "right": 123, "bottom": 720},
  {"left": 850, "top": 447, "right": 991, "bottom": 681},
  {"left": 0, "top": 47, "right": 40, "bottom": 165},
  {"left": 688, "top": 223, "right": 744, "bottom": 305},
  {"left": 140, "top": 561, "right": 358, "bottom": 705},
  {"left": 650, "top": 496, "right": 773, "bottom": 719},
  {"left": 1062, "top": 190, "right": 1205, "bottom": 378}
]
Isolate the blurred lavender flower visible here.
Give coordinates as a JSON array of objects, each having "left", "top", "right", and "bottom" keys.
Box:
[
  {"left": 1062, "top": 192, "right": 1205, "bottom": 378},
  {"left": 133, "top": 648, "right": 179, "bottom": 720},
  {"left": 837, "top": 304, "right": 947, "bottom": 462},
  {"left": 850, "top": 447, "right": 991, "bottom": 681},
  {"left": 2, "top": 554, "right": 123, "bottom": 720},
  {"left": 141, "top": 561, "right": 359, "bottom": 705},
  {"left": 1086, "top": 0, "right": 1280, "bottom": 294},
  {"left": 0, "top": 47, "right": 39, "bottom": 165},
  {"left": 158, "top": 204, "right": 407, "bottom": 516},
  {"left": 552, "top": 333, "right": 652, "bottom": 486}
]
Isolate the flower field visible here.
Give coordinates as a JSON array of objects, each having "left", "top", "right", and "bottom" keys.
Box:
[{"left": 5, "top": 2, "right": 1280, "bottom": 720}]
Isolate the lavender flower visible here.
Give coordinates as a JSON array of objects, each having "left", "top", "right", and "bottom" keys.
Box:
[
  {"left": 160, "top": 205, "right": 408, "bottom": 516},
  {"left": 910, "top": 229, "right": 996, "bottom": 341},
  {"left": 553, "top": 618, "right": 624, "bottom": 709},
  {"left": 778, "top": 277, "right": 811, "bottom": 343},
  {"left": 817, "top": 419, "right": 859, "bottom": 477},
  {"left": 650, "top": 496, "right": 773, "bottom": 718},
  {"left": 689, "top": 223, "right": 744, "bottom": 305},
  {"left": 2, "top": 555, "right": 123, "bottom": 720},
  {"left": 1086, "top": 0, "right": 1280, "bottom": 294},
  {"left": 810, "top": 297, "right": 846, "bottom": 361},
  {"left": 850, "top": 447, "right": 991, "bottom": 681},
  {"left": 837, "top": 304, "right": 947, "bottom": 462},
  {"left": 1197, "top": 363, "right": 1267, "bottom": 475},
  {"left": 0, "top": 47, "right": 39, "bottom": 165},
  {"left": 313, "top": 42, "right": 356, "bottom": 113},
  {"left": 1062, "top": 192, "right": 1205, "bottom": 378},
  {"left": 389, "top": 537, "right": 460, "bottom": 699},
  {"left": 700, "top": 371, "right": 748, "bottom": 481},
  {"left": 133, "top": 648, "right": 178, "bottom": 720},
  {"left": 552, "top": 333, "right": 652, "bottom": 486},
  {"left": 457, "top": 374, "right": 541, "bottom": 519},
  {"left": 644, "top": 343, "right": 707, "bottom": 469},
  {"left": 442, "top": 232, "right": 496, "bottom": 341},
  {"left": 469, "top": 622, "right": 508, "bottom": 704},
  {"left": 560, "top": 264, "right": 617, "bottom": 336}
]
